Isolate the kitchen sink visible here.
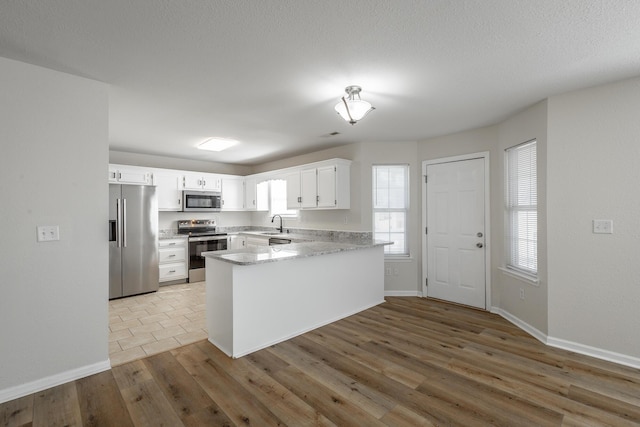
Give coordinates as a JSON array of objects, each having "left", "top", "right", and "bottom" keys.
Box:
[{"left": 268, "top": 237, "right": 292, "bottom": 245}]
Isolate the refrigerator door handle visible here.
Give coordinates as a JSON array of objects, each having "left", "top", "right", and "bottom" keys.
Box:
[
  {"left": 116, "top": 198, "right": 122, "bottom": 248},
  {"left": 122, "top": 198, "right": 127, "bottom": 247}
]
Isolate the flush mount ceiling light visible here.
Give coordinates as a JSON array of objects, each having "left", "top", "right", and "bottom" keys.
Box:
[
  {"left": 197, "top": 137, "right": 239, "bottom": 152},
  {"left": 334, "top": 85, "right": 375, "bottom": 125}
]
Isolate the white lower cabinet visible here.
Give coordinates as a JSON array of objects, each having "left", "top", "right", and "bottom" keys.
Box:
[
  {"left": 228, "top": 235, "right": 246, "bottom": 249},
  {"left": 159, "top": 238, "right": 188, "bottom": 283}
]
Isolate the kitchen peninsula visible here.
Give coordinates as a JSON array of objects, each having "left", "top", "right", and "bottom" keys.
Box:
[{"left": 203, "top": 235, "right": 387, "bottom": 358}]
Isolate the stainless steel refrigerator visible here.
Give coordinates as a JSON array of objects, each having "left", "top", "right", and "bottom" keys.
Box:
[{"left": 109, "top": 184, "right": 159, "bottom": 299}]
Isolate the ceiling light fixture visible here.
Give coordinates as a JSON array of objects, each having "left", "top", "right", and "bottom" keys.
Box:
[
  {"left": 334, "top": 85, "right": 375, "bottom": 125},
  {"left": 197, "top": 137, "right": 238, "bottom": 152}
]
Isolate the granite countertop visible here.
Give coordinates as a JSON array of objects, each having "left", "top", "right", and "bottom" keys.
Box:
[
  {"left": 203, "top": 239, "right": 389, "bottom": 266},
  {"left": 159, "top": 234, "right": 188, "bottom": 240}
]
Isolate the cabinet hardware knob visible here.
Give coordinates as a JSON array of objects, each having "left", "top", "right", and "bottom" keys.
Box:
[{"left": 476, "top": 243, "right": 484, "bottom": 248}]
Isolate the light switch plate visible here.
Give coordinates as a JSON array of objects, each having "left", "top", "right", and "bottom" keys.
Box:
[
  {"left": 37, "top": 225, "right": 60, "bottom": 242},
  {"left": 592, "top": 219, "right": 613, "bottom": 234}
]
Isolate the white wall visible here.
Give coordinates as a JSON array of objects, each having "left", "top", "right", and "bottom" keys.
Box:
[
  {"left": 0, "top": 57, "right": 109, "bottom": 401},
  {"left": 547, "top": 76, "right": 640, "bottom": 360}
]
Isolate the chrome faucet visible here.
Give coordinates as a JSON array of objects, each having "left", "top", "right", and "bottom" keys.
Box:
[{"left": 271, "top": 214, "right": 283, "bottom": 233}]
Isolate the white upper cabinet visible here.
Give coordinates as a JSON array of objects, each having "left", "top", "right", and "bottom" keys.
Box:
[
  {"left": 109, "top": 164, "right": 151, "bottom": 185},
  {"left": 300, "top": 168, "right": 318, "bottom": 208},
  {"left": 182, "top": 172, "right": 221, "bottom": 191},
  {"left": 244, "top": 178, "right": 257, "bottom": 210},
  {"left": 286, "top": 171, "right": 302, "bottom": 209},
  {"left": 286, "top": 159, "right": 350, "bottom": 210},
  {"left": 316, "top": 165, "right": 339, "bottom": 208},
  {"left": 221, "top": 177, "right": 244, "bottom": 210},
  {"left": 153, "top": 170, "right": 183, "bottom": 211}
]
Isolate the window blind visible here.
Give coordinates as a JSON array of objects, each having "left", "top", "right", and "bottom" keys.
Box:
[
  {"left": 505, "top": 140, "right": 537, "bottom": 274},
  {"left": 372, "top": 165, "right": 409, "bottom": 256}
]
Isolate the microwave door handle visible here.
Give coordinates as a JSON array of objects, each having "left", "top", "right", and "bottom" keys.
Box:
[
  {"left": 122, "top": 198, "right": 127, "bottom": 248},
  {"left": 116, "top": 198, "right": 122, "bottom": 248}
]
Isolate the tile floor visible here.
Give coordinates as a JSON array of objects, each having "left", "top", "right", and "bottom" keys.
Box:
[{"left": 108, "top": 281, "right": 207, "bottom": 366}]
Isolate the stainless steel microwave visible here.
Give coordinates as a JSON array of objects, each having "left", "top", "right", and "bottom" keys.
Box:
[{"left": 181, "top": 191, "right": 222, "bottom": 212}]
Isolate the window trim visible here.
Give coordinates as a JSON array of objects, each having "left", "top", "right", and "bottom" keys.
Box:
[
  {"left": 505, "top": 139, "right": 538, "bottom": 277},
  {"left": 372, "top": 164, "right": 410, "bottom": 257}
]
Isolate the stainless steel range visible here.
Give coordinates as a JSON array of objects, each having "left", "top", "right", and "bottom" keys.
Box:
[{"left": 177, "top": 219, "right": 227, "bottom": 282}]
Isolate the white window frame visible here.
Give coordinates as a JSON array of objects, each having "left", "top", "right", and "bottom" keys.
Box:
[
  {"left": 372, "top": 164, "right": 410, "bottom": 257},
  {"left": 505, "top": 139, "right": 538, "bottom": 278}
]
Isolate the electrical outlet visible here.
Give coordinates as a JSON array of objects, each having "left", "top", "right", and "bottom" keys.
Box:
[
  {"left": 520, "top": 288, "right": 525, "bottom": 300},
  {"left": 37, "top": 225, "right": 60, "bottom": 242},
  {"left": 593, "top": 219, "right": 613, "bottom": 234}
]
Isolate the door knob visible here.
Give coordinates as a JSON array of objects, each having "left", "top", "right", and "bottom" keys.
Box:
[
  {"left": 476, "top": 243, "right": 484, "bottom": 248},
  {"left": 477, "top": 232, "right": 483, "bottom": 238}
]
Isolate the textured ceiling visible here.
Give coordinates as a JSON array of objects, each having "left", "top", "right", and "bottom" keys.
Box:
[{"left": 1, "top": 1, "right": 639, "bottom": 165}]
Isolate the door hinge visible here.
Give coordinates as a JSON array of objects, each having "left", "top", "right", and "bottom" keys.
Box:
[
  {"left": 424, "top": 175, "right": 428, "bottom": 183},
  {"left": 425, "top": 278, "right": 428, "bottom": 287},
  {"left": 425, "top": 227, "right": 428, "bottom": 235}
]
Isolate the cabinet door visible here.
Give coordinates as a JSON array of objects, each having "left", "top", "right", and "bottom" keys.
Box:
[
  {"left": 201, "top": 173, "right": 221, "bottom": 191},
  {"left": 182, "top": 173, "right": 203, "bottom": 190},
  {"left": 228, "top": 235, "right": 246, "bottom": 249},
  {"left": 301, "top": 168, "right": 318, "bottom": 208},
  {"left": 285, "top": 171, "right": 302, "bottom": 209},
  {"left": 110, "top": 165, "right": 151, "bottom": 185},
  {"left": 118, "top": 169, "right": 150, "bottom": 185},
  {"left": 221, "top": 178, "right": 244, "bottom": 210},
  {"left": 316, "top": 166, "right": 337, "bottom": 208},
  {"left": 244, "top": 178, "right": 257, "bottom": 211},
  {"left": 154, "top": 172, "right": 182, "bottom": 211},
  {"left": 108, "top": 168, "right": 118, "bottom": 183}
]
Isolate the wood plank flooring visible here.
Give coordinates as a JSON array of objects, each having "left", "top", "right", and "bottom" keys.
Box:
[{"left": 3, "top": 297, "right": 640, "bottom": 426}]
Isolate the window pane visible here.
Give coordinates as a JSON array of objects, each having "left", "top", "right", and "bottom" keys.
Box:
[
  {"left": 256, "top": 181, "right": 269, "bottom": 211},
  {"left": 505, "top": 140, "right": 537, "bottom": 274},
  {"left": 270, "top": 179, "right": 297, "bottom": 216},
  {"left": 388, "top": 189, "right": 405, "bottom": 208},
  {"left": 373, "top": 165, "right": 409, "bottom": 256}
]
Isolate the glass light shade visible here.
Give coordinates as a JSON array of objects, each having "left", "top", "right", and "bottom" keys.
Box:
[{"left": 334, "top": 99, "right": 375, "bottom": 124}]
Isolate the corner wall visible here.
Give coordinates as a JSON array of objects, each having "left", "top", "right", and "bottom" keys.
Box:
[
  {"left": 547, "top": 76, "right": 640, "bottom": 361},
  {"left": 0, "top": 57, "right": 109, "bottom": 401},
  {"left": 495, "top": 100, "right": 548, "bottom": 335}
]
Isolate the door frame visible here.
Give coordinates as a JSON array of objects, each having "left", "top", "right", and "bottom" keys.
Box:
[{"left": 422, "top": 151, "right": 491, "bottom": 309}]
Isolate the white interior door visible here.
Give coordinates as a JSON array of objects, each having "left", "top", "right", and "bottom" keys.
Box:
[{"left": 426, "top": 158, "right": 486, "bottom": 309}]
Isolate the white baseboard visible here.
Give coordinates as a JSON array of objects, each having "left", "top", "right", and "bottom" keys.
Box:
[
  {"left": 490, "top": 306, "right": 547, "bottom": 344},
  {"left": 491, "top": 306, "right": 640, "bottom": 370},
  {"left": 0, "top": 359, "right": 111, "bottom": 404},
  {"left": 385, "top": 290, "right": 422, "bottom": 297},
  {"left": 546, "top": 336, "right": 640, "bottom": 370}
]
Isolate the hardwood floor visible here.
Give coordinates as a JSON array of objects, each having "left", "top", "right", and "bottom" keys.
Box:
[{"left": 2, "top": 297, "right": 640, "bottom": 426}]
